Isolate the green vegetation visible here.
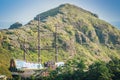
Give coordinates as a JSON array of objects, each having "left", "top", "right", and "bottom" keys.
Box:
[
  {"left": 0, "top": 3, "right": 120, "bottom": 78},
  {"left": 33, "top": 58, "right": 120, "bottom": 80},
  {"left": 0, "top": 48, "right": 12, "bottom": 78}
]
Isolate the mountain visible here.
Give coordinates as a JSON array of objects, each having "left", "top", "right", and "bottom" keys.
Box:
[
  {"left": 9, "top": 22, "right": 22, "bottom": 29},
  {"left": 0, "top": 3, "right": 120, "bottom": 76}
]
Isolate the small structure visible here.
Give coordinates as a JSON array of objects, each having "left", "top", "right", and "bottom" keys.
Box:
[
  {"left": 9, "top": 59, "right": 43, "bottom": 78},
  {"left": 9, "top": 59, "right": 43, "bottom": 72},
  {"left": 55, "top": 62, "right": 64, "bottom": 67},
  {"left": 15, "top": 59, "right": 43, "bottom": 70},
  {"left": 44, "top": 61, "right": 56, "bottom": 70}
]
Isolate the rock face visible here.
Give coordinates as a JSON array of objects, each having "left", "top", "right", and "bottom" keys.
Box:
[
  {"left": 9, "top": 22, "right": 22, "bottom": 29},
  {"left": 0, "top": 4, "right": 120, "bottom": 72}
]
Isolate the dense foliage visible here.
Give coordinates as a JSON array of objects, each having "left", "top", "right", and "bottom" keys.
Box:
[{"left": 37, "top": 58, "right": 120, "bottom": 80}]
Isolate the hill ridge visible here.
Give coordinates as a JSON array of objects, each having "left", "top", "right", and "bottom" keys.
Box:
[{"left": 34, "top": 3, "right": 98, "bottom": 21}]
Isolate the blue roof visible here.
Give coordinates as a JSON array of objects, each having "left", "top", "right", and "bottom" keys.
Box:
[{"left": 15, "top": 59, "right": 43, "bottom": 69}]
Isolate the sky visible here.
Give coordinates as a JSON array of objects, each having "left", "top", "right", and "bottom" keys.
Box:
[{"left": 0, "top": 0, "right": 120, "bottom": 29}]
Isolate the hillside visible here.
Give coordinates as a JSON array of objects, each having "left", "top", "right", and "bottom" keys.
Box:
[{"left": 0, "top": 3, "right": 120, "bottom": 76}]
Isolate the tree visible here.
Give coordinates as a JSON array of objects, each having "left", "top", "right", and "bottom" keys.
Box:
[
  {"left": 86, "top": 61, "right": 112, "bottom": 80},
  {"left": 73, "top": 59, "right": 86, "bottom": 80},
  {"left": 107, "top": 58, "right": 120, "bottom": 80},
  {"left": 49, "top": 59, "right": 86, "bottom": 80}
]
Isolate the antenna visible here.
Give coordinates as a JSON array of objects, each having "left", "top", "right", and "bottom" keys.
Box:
[{"left": 38, "top": 15, "right": 41, "bottom": 64}]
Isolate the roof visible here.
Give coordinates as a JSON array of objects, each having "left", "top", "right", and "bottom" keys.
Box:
[
  {"left": 55, "top": 62, "right": 64, "bottom": 67},
  {"left": 15, "top": 59, "right": 43, "bottom": 70}
]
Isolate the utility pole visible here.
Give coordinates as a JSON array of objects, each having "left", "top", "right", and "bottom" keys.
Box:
[
  {"left": 23, "top": 39, "right": 26, "bottom": 61},
  {"left": 38, "top": 15, "right": 41, "bottom": 64},
  {"left": 55, "top": 24, "right": 58, "bottom": 62}
]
